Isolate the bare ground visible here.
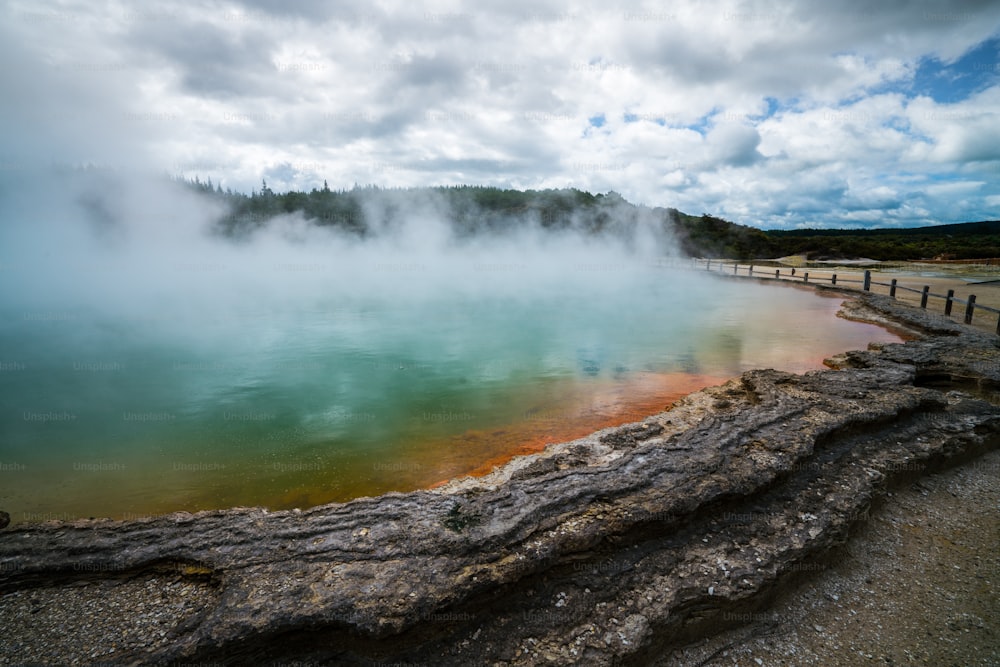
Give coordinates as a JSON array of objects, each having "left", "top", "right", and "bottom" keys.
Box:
[{"left": 661, "top": 448, "right": 1000, "bottom": 667}]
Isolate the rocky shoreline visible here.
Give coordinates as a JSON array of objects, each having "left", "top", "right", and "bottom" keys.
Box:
[{"left": 1, "top": 292, "right": 999, "bottom": 666}]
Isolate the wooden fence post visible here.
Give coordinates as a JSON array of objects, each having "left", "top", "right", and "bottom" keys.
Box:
[
  {"left": 945, "top": 289, "right": 955, "bottom": 316},
  {"left": 749, "top": 266, "right": 753, "bottom": 275},
  {"left": 804, "top": 272, "right": 809, "bottom": 282},
  {"left": 920, "top": 286, "right": 929, "bottom": 308},
  {"left": 831, "top": 274, "right": 837, "bottom": 285},
  {"left": 965, "top": 295, "right": 976, "bottom": 324},
  {"left": 889, "top": 279, "right": 897, "bottom": 297},
  {"left": 733, "top": 263, "right": 738, "bottom": 275},
  {"left": 775, "top": 269, "right": 780, "bottom": 279},
  {"left": 706, "top": 260, "right": 711, "bottom": 271},
  {"left": 863, "top": 270, "right": 871, "bottom": 291}
]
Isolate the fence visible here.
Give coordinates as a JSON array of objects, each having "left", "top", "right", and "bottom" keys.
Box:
[{"left": 696, "top": 259, "right": 1000, "bottom": 335}]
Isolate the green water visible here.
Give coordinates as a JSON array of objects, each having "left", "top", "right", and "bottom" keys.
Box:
[{"left": 0, "top": 271, "right": 899, "bottom": 523}]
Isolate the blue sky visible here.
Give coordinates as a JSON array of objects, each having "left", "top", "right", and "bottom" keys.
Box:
[
  {"left": 909, "top": 37, "right": 1000, "bottom": 102},
  {"left": 1, "top": 0, "right": 998, "bottom": 229}
]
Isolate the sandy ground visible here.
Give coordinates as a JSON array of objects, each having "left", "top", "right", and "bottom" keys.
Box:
[
  {"left": 719, "top": 264, "right": 1000, "bottom": 336},
  {"left": 661, "top": 448, "right": 1000, "bottom": 667}
]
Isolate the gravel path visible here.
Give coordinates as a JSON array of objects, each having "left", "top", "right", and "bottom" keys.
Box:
[
  {"left": 661, "top": 448, "right": 1000, "bottom": 667},
  {"left": 0, "top": 571, "right": 218, "bottom": 665}
]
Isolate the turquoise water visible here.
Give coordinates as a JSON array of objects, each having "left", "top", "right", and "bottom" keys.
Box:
[{"left": 0, "top": 269, "right": 900, "bottom": 523}]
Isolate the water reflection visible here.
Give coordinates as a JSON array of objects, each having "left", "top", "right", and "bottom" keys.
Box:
[{"left": 0, "top": 278, "right": 900, "bottom": 522}]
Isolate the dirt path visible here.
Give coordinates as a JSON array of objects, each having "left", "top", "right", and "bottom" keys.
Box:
[{"left": 661, "top": 449, "right": 1000, "bottom": 666}]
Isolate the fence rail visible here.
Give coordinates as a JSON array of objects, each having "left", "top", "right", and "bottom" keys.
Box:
[{"left": 696, "top": 259, "right": 1000, "bottom": 335}]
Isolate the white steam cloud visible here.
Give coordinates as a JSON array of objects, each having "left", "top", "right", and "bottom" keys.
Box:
[{"left": 0, "top": 168, "right": 688, "bottom": 338}]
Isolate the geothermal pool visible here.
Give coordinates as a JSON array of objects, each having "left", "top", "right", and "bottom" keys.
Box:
[{"left": 0, "top": 271, "right": 901, "bottom": 524}]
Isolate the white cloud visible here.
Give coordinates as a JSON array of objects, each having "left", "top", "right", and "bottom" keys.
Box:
[
  {"left": 905, "top": 88, "right": 1000, "bottom": 163},
  {"left": 2, "top": 0, "right": 999, "bottom": 227}
]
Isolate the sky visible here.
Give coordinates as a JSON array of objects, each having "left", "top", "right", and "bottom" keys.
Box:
[{"left": 1, "top": 0, "right": 999, "bottom": 229}]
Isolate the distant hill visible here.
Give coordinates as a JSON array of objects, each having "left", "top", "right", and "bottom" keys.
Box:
[
  {"left": 180, "top": 178, "right": 998, "bottom": 261},
  {"left": 666, "top": 212, "right": 778, "bottom": 259},
  {"left": 761, "top": 220, "right": 1000, "bottom": 261},
  {"left": 663, "top": 214, "right": 1000, "bottom": 261},
  {"left": 766, "top": 220, "right": 1000, "bottom": 237}
]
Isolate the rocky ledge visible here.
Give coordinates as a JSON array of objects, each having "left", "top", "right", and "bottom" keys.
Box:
[{"left": 1, "top": 292, "right": 999, "bottom": 666}]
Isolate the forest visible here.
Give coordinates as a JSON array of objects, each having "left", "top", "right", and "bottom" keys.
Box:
[{"left": 183, "top": 178, "right": 1000, "bottom": 261}]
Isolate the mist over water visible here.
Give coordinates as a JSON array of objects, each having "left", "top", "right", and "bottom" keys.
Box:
[
  {"left": 0, "top": 169, "right": 901, "bottom": 522},
  {"left": 1, "top": 170, "right": 681, "bottom": 329}
]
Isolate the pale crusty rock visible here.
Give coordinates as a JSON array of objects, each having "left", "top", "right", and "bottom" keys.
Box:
[{"left": 1, "top": 293, "right": 998, "bottom": 665}]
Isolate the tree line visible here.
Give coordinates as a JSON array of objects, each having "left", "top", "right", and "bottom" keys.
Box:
[{"left": 181, "top": 178, "right": 999, "bottom": 261}]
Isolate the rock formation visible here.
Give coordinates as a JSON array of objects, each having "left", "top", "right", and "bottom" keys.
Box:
[{"left": 1, "top": 292, "right": 998, "bottom": 665}]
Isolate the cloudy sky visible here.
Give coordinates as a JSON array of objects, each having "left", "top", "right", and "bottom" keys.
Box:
[{"left": 2, "top": 0, "right": 999, "bottom": 228}]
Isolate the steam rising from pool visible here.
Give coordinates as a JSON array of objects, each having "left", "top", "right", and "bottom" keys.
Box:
[
  {"left": 0, "top": 169, "right": 900, "bottom": 521},
  {"left": 0, "top": 169, "right": 680, "bottom": 324}
]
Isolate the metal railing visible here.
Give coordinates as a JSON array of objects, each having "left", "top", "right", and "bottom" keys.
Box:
[{"left": 696, "top": 259, "right": 1000, "bottom": 335}]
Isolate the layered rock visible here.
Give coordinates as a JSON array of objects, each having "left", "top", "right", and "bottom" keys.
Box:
[{"left": 1, "top": 293, "right": 998, "bottom": 665}]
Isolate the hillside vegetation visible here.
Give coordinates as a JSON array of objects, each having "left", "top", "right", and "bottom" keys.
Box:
[
  {"left": 184, "top": 179, "right": 999, "bottom": 261},
  {"left": 670, "top": 215, "right": 1000, "bottom": 261}
]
